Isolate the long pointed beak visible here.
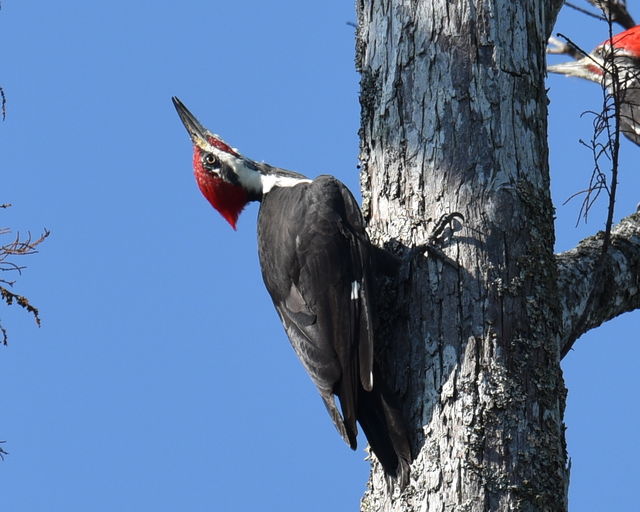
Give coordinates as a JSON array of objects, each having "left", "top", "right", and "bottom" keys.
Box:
[
  {"left": 547, "top": 56, "right": 603, "bottom": 82},
  {"left": 172, "top": 96, "right": 210, "bottom": 147}
]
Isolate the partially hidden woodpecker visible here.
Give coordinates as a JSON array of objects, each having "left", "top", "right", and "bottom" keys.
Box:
[
  {"left": 172, "top": 97, "right": 411, "bottom": 484},
  {"left": 548, "top": 25, "right": 640, "bottom": 145}
]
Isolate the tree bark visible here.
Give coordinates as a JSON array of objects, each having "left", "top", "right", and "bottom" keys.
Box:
[
  {"left": 557, "top": 211, "right": 640, "bottom": 357},
  {"left": 357, "top": 1, "right": 570, "bottom": 510}
]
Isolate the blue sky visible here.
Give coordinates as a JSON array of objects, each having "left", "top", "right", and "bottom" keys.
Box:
[{"left": 0, "top": 2, "right": 637, "bottom": 511}]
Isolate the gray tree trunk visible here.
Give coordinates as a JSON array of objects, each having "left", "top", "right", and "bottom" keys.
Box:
[{"left": 355, "top": 1, "right": 600, "bottom": 511}]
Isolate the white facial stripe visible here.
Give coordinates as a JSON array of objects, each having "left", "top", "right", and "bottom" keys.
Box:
[
  {"left": 205, "top": 144, "right": 311, "bottom": 196},
  {"left": 207, "top": 148, "right": 263, "bottom": 195}
]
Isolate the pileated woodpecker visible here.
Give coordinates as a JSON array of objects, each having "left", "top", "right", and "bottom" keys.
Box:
[
  {"left": 548, "top": 25, "right": 640, "bottom": 145},
  {"left": 172, "top": 97, "right": 411, "bottom": 484}
]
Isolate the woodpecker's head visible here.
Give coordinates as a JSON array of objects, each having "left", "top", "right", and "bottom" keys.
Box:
[
  {"left": 173, "top": 97, "right": 311, "bottom": 228},
  {"left": 548, "top": 25, "right": 640, "bottom": 84},
  {"left": 172, "top": 97, "right": 264, "bottom": 229}
]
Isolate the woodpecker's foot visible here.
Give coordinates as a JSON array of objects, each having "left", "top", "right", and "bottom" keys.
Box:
[
  {"left": 429, "top": 212, "right": 464, "bottom": 244},
  {"left": 405, "top": 212, "right": 464, "bottom": 270}
]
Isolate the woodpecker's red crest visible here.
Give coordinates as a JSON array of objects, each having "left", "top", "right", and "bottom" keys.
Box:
[
  {"left": 173, "top": 97, "right": 255, "bottom": 229},
  {"left": 608, "top": 25, "right": 640, "bottom": 56}
]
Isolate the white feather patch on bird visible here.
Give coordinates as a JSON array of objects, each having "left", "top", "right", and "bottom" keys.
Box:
[
  {"left": 350, "top": 280, "right": 360, "bottom": 300},
  {"left": 261, "top": 174, "right": 311, "bottom": 194}
]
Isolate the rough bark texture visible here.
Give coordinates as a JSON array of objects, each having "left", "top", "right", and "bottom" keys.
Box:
[
  {"left": 558, "top": 211, "right": 640, "bottom": 357},
  {"left": 357, "top": 1, "right": 570, "bottom": 510}
]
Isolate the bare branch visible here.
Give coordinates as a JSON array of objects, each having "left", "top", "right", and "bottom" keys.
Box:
[
  {"left": 0, "top": 209, "right": 49, "bottom": 345},
  {"left": 0, "top": 86, "right": 5, "bottom": 121},
  {"left": 557, "top": 211, "right": 640, "bottom": 358},
  {"left": 601, "top": 17, "right": 622, "bottom": 254},
  {"left": 565, "top": 2, "right": 607, "bottom": 22},
  {"left": 0, "top": 285, "right": 42, "bottom": 330}
]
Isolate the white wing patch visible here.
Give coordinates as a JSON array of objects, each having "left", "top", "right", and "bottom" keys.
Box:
[{"left": 351, "top": 280, "right": 360, "bottom": 300}]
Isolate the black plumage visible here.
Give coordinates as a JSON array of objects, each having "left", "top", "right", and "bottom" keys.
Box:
[
  {"left": 258, "top": 175, "right": 410, "bottom": 482},
  {"left": 172, "top": 97, "right": 411, "bottom": 483}
]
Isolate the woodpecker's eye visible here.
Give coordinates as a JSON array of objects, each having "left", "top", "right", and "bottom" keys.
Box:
[{"left": 204, "top": 153, "right": 218, "bottom": 167}]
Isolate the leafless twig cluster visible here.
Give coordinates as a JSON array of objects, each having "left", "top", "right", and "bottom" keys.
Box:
[
  {"left": 0, "top": 205, "right": 49, "bottom": 345},
  {"left": 572, "top": 69, "right": 620, "bottom": 253},
  {"left": 551, "top": 1, "right": 636, "bottom": 254}
]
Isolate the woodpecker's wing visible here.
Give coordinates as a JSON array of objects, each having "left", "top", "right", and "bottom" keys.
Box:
[{"left": 257, "top": 174, "right": 374, "bottom": 448}]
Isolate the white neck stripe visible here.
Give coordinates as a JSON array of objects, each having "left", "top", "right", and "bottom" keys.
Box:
[{"left": 260, "top": 174, "right": 311, "bottom": 194}]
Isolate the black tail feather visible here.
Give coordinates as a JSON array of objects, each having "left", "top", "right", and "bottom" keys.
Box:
[{"left": 357, "top": 375, "right": 411, "bottom": 488}]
